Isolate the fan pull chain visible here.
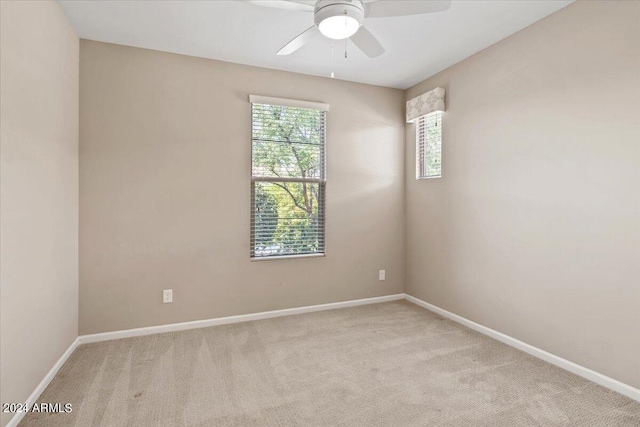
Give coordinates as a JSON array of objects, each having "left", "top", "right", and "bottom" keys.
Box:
[
  {"left": 344, "top": 13, "right": 348, "bottom": 59},
  {"left": 331, "top": 41, "right": 335, "bottom": 78}
]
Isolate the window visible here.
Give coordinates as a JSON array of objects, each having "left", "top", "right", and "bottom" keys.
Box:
[
  {"left": 250, "top": 97, "right": 327, "bottom": 259},
  {"left": 416, "top": 111, "right": 442, "bottom": 179}
]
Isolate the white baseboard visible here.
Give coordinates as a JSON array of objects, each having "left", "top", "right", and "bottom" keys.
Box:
[
  {"left": 6, "top": 337, "right": 81, "bottom": 427},
  {"left": 403, "top": 293, "right": 640, "bottom": 403},
  {"left": 79, "top": 293, "right": 405, "bottom": 344}
]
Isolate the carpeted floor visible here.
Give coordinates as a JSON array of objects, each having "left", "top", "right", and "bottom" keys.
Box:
[{"left": 20, "top": 300, "right": 640, "bottom": 426}]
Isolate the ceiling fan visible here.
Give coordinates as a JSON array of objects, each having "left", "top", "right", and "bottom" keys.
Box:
[{"left": 249, "top": 0, "right": 452, "bottom": 58}]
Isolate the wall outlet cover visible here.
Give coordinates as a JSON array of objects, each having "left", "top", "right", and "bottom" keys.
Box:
[{"left": 163, "top": 289, "right": 173, "bottom": 303}]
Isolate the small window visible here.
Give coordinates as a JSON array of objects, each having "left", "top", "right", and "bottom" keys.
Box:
[
  {"left": 251, "top": 101, "right": 326, "bottom": 259},
  {"left": 416, "top": 111, "right": 442, "bottom": 179}
]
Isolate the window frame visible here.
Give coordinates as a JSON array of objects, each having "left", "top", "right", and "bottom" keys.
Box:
[{"left": 249, "top": 100, "right": 327, "bottom": 261}]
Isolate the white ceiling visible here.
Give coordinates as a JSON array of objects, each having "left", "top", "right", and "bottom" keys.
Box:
[{"left": 58, "top": 0, "right": 573, "bottom": 89}]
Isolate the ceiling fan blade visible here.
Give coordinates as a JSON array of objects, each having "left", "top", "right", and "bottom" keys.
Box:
[
  {"left": 277, "top": 26, "right": 321, "bottom": 55},
  {"left": 365, "top": 0, "right": 452, "bottom": 18},
  {"left": 350, "top": 26, "right": 385, "bottom": 58},
  {"left": 247, "top": 0, "right": 314, "bottom": 12}
]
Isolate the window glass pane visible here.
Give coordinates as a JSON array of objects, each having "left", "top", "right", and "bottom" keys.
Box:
[
  {"left": 252, "top": 181, "right": 324, "bottom": 257},
  {"left": 252, "top": 104, "right": 325, "bottom": 179},
  {"left": 417, "top": 111, "right": 442, "bottom": 179}
]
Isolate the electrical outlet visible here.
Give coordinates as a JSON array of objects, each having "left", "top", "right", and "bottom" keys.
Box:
[
  {"left": 379, "top": 270, "right": 386, "bottom": 281},
  {"left": 163, "top": 289, "right": 173, "bottom": 304}
]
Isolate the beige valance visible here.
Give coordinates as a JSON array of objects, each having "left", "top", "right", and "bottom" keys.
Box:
[{"left": 406, "top": 87, "right": 445, "bottom": 123}]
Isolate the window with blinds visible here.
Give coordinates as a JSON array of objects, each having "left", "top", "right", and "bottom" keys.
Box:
[
  {"left": 416, "top": 111, "right": 442, "bottom": 179},
  {"left": 251, "top": 101, "right": 326, "bottom": 259}
]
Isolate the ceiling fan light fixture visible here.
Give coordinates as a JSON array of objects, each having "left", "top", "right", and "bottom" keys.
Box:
[
  {"left": 314, "top": 1, "right": 364, "bottom": 40},
  {"left": 318, "top": 15, "right": 360, "bottom": 40}
]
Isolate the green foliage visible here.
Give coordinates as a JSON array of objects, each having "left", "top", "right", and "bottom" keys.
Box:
[{"left": 253, "top": 185, "right": 278, "bottom": 250}]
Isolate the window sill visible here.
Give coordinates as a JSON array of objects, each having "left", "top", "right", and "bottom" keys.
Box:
[{"left": 251, "top": 253, "right": 325, "bottom": 262}]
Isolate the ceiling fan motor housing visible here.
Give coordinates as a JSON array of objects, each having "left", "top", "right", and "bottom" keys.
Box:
[{"left": 314, "top": 0, "right": 365, "bottom": 39}]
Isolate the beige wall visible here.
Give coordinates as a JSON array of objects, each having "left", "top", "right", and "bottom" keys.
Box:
[
  {"left": 0, "top": 1, "right": 79, "bottom": 426},
  {"left": 405, "top": 0, "right": 640, "bottom": 388},
  {"left": 79, "top": 40, "right": 405, "bottom": 335}
]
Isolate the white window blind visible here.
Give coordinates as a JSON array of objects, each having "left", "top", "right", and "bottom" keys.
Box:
[
  {"left": 416, "top": 111, "right": 442, "bottom": 179},
  {"left": 250, "top": 100, "right": 327, "bottom": 259}
]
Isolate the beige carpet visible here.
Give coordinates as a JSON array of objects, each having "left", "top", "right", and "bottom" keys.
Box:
[{"left": 20, "top": 300, "right": 640, "bottom": 426}]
